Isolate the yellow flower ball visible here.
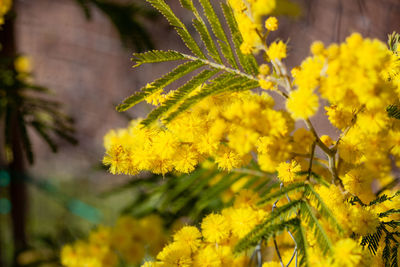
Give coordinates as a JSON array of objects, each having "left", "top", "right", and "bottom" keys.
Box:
[{"left": 265, "top": 16, "right": 278, "bottom": 31}]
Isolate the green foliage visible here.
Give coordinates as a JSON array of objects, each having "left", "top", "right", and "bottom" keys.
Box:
[
  {"left": 74, "top": 0, "right": 156, "bottom": 51},
  {"left": 387, "top": 104, "right": 400, "bottom": 120},
  {"left": 0, "top": 57, "right": 77, "bottom": 164},
  {"left": 141, "top": 69, "right": 220, "bottom": 126},
  {"left": 117, "top": 60, "right": 204, "bottom": 111},
  {"left": 234, "top": 179, "right": 347, "bottom": 266},
  {"left": 235, "top": 200, "right": 303, "bottom": 252},
  {"left": 292, "top": 222, "right": 309, "bottom": 267},
  {"left": 299, "top": 200, "right": 333, "bottom": 255},
  {"left": 257, "top": 182, "right": 306, "bottom": 205},
  {"left": 116, "top": 0, "right": 260, "bottom": 125},
  {"left": 132, "top": 50, "right": 186, "bottom": 67},
  {"left": 198, "top": 0, "right": 238, "bottom": 68},
  {"left": 349, "top": 190, "right": 400, "bottom": 207},
  {"left": 235, "top": 199, "right": 334, "bottom": 265},
  {"left": 221, "top": 3, "right": 258, "bottom": 75},
  {"left": 388, "top": 32, "right": 400, "bottom": 52},
  {"left": 147, "top": 0, "right": 205, "bottom": 58},
  {"left": 164, "top": 74, "right": 258, "bottom": 122},
  {"left": 258, "top": 182, "right": 342, "bottom": 232},
  {"left": 238, "top": 217, "right": 301, "bottom": 252},
  {"left": 102, "top": 166, "right": 268, "bottom": 225},
  {"left": 303, "top": 184, "right": 343, "bottom": 233},
  {"left": 353, "top": 192, "right": 400, "bottom": 266}
]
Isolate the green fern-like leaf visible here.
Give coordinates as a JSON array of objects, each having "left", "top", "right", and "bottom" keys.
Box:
[
  {"left": 116, "top": 0, "right": 261, "bottom": 122},
  {"left": 18, "top": 114, "right": 34, "bottom": 164},
  {"left": 141, "top": 69, "right": 220, "bottom": 126},
  {"left": 379, "top": 209, "right": 400, "bottom": 218},
  {"left": 303, "top": 184, "right": 344, "bottom": 234},
  {"left": 162, "top": 168, "right": 209, "bottom": 204},
  {"left": 257, "top": 182, "right": 306, "bottom": 206},
  {"left": 299, "top": 201, "right": 334, "bottom": 255},
  {"left": 292, "top": 221, "right": 309, "bottom": 267},
  {"left": 179, "top": 0, "right": 195, "bottom": 11},
  {"left": 198, "top": 0, "right": 238, "bottom": 68},
  {"left": 235, "top": 217, "right": 300, "bottom": 253},
  {"left": 167, "top": 169, "right": 220, "bottom": 214},
  {"left": 387, "top": 105, "right": 400, "bottom": 120},
  {"left": 391, "top": 244, "right": 399, "bottom": 267},
  {"left": 193, "top": 18, "right": 223, "bottom": 63},
  {"left": 193, "top": 173, "right": 246, "bottom": 216},
  {"left": 361, "top": 223, "right": 384, "bottom": 254},
  {"left": 180, "top": 0, "right": 223, "bottom": 63},
  {"left": 165, "top": 74, "right": 258, "bottom": 122},
  {"left": 383, "top": 234, "right": 392, "bottom": 267},
  {"left": 388, "top": 32, "right": 400, "bottom": 53},
  {"left": 235, "top": 200, "right": 303, "bottom": 253},
  {"left": 369, "top": 191, "right": 400, "bottom": 206},
  {"left": 147, "top": 0, "right": 205, "bottom": 58},
  {"left": 221, "top": 3, "right": 259, "bottom": 75},
  {"left": 117, "top": 60, "right": 204, "bottom": 111},
  {"left": 31, "top": 121, "right": 58, "bottom": 153},
  {"left": 132, "top": 50, "right": 186, "bottom": 67}
]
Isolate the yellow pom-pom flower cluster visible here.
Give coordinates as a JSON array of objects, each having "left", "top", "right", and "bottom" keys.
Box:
[
  {"left": 142, "top": 190, "right": 266, "bottom": 267},
  {"left": 101, "top": 9, "right": 400, "bottom": 266},
  {"left": 228, "top": 0, "right": 278, "bottom": 54},
  {"left": 104, "top": 91, "right": 296, "bottom": 174},
  {"left": 287, "top": 33, "right": 400, "bottom": 203},
  {"left": 142, "top": 187, "right": 393, "bottom": 267},
  {"left": 0, "top": 0, "right": 11, "bottom": 25},
  {"left": 60, "top": 215, "right": 167, "bottom": 267}
]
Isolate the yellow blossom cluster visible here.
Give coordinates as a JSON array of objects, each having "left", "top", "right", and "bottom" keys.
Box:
[
  {"left": 286, "top": 33, "right": 400, "bottom": 203},
  {"left": 142, "top": 187, "right": 395, "bottom": 267},
  {"left": 60, "top": 215, "right": 167, "bottom": 267},
  {"left": 102, "top": 7, "right": 400, "bottom": 265},
  {"left": 228, "top": 0, "right": 277, "bottom": 54},
  {"left": 103, "top": 91, "right": 297, "bottom": 175},
  {"left": 0, "top": 0, "right": 11, "bottom": 25},
  {"left": 142, "top": 190, "right": 266, "bottom": 267},
  {"left": 314, "top": 184, "right": 380, "bottom": 236},
  {"left": 263, "top": 238, "right": 370, "bottom": 267}
]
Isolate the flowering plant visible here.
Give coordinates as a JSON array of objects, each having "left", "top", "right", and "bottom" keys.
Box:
[{"left": 64, "top": 0, "right": 400, "bottom": 266}]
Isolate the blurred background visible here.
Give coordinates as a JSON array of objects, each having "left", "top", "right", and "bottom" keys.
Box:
[{"left": 0, "top": 0, "right": 399, "bottom": 266}]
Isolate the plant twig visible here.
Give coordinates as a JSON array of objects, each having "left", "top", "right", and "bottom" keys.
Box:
[
  {"left": 274, "top": 237, "right": 285, "bottom": 267},
  {"left": 304, "top": 119, "right": 333, "bottom": 156},
  {"left": 286, "top": 247, "right": 297, "bottom": 267},
  {"left": 307, "top": 142, "right": 316, "bottom": 180}
]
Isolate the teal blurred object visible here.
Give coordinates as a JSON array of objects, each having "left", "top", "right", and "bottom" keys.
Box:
[
  {"left": 20, "top": 172, "right": 102, "bottom": 223},
  {"left": 0, "top": 170, "right": 10, "bottom": 187},
  {"left": 0, "top": 198, "right": 11, "bottom": 214},
  {"left": 67, "top": 200, "right": 101, "bottom": 223}
]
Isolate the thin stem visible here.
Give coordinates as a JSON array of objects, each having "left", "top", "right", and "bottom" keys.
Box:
[
  {"left": 331, "top": 106, "right": 363, "bottom": 151},
  {"left": 182, "top": 53, "right": 289, "bottom": 98},
  {"left": 303, "top": 118, "right": 344, "bottom": 186},
  {"left": 232, "top": 168, "right": 267, "bottom": 177},
  {"left": 291, "top": 152, "right": 312, "bottom": 158},
  {"left": 284, "top": 186, "right": 299, "bottom": 267},
  {"left": 328, "top": 154, "right": 343, "bottom": 187},
  {"left": 286, "top": 247, "right": 297, "bottom": 267},
  {"left": 273, "top": 237, "right": 285, "bottom": 267},
  {"left": 182, "top": 53, "right": 257, "bottom": 81},
  {"left": 307, "top": 142, "right": 316, "bottom": 180},
  {"left": 271, "top": 184, "right": 285, "bottom": 267},
  {"left": 249, "top": 241, "right": 263, "bottom": 267},
  {"left": 256, "top": 242, "right": 262, "bottom": 267},
  {"left": 304, "top": 119, "right": 333, "bottom": 156}
]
